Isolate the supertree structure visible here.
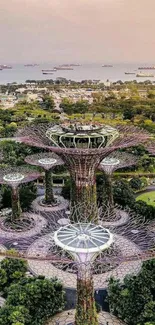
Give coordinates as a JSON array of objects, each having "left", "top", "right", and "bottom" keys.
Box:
[
  {"left": 0, "top": 167, "right": 40, "bottom": 221},
  {"left": 16, "top": 122, "right": 149, "bottom": 221},
  {"left": 25, "top": 152, "right": 64, "bottom": 206},
  {"left": 0, "top": 203, "right": 154, "bottom": 325},
  {"left": 98, "top": 151, "right": 138, "bottom": 209},
  {"left": 19, "top": 206, "right": 155, "bottom": 325},
  {"left": 54, "top": 223, "right": 113, "bottom": 325}
]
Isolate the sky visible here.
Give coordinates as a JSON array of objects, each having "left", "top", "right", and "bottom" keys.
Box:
[{"left": 1, "top": 0, "right": 155, "bottom": 64}]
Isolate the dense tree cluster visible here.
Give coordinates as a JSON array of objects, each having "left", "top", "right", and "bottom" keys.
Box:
[
  {"left": 0, "top": 258, "right": 64, "bottom": 325},
  {"left": 107, "top": 259, "right": 155, "bottom": 325}
]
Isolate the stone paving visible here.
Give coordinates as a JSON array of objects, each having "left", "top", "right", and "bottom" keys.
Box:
[
  {"left": 101, "top": 210, "right": 129, "bottom": 227},
  {"left": 27, "top": 233, "right": 142, "bottom": 289},
  {"left": 0, "top": 296, "right": 6, "bottom": 307},
  {"left": 32, "top": 195, "right": 69, "bottom": 213},
  {"left": 0, "top": 244, "right": 6, "bottom": 260},
  {"left": 0, "top": 213, "right": 47, "bottom": 239},
  {"left": 46, "top": 309, "right": 125, "bottom": 325}
]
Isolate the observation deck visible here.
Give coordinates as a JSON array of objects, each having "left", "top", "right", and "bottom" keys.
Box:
[{"left": 46, "top": 122, "right": 119, "bottom": 149}]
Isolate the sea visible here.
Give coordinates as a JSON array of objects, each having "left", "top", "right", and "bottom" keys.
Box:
[{"left": 1, "top": 63, "right": 155, "bottom": 85}]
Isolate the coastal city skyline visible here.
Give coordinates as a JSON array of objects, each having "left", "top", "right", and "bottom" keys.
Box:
[{"left": 1, "top": 0, "right": 155, "bottom": 64}]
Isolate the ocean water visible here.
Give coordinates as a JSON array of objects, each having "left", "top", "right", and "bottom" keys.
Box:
[{"left": 0, "top": 63, "right": 155, "bottom": 84}]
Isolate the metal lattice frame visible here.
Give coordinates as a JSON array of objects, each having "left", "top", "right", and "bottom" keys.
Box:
[
  {"left": 25, "top": 152, "right": 64, "bottom": 205},
  {"left": 0, "top": 206, "right": 153, "bottom": 325},
  {"left": 0, "top": 167, "right": 40, "bottom": 221},
  {"left": 98, "top": 152, "right": 138, "bottom": 208},
  {"left": 16, "top": 123, "right": 149, "bottom": 221},
  {"left": 147, "top": 140, "right": 155, "bottom": 156}
]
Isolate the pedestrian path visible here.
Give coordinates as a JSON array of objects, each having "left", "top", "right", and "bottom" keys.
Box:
[{"left": 46, "top": 309, "right": 126, "bottom": 325}]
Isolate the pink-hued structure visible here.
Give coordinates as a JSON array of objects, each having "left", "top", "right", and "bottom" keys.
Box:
[
  {"left": 98, "top": 151, "right": 138, "bottom": 207},
  {"left": 147, "top": 141, "right": 155, "bottom": 156},
  {"left": 16, "top": 122, "right": 149, "bottom": 221},
  {"left": 0, "top": 167, "right": 40, "bottom": 220},
  {"left": 25, "top": 152, "right": 64, "bottom": 205}
]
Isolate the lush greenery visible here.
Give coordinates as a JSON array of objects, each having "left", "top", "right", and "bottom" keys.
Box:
[
  {"left": 107, "top": 259, "right": 155, "bottom": 325},
  {"left": 136, "top": 191, "right": 155, "bottom": 207},
  {"left": 0, "top": 258, "right": 65, "bottom": 325},
  {"left": 0, "top": 182, "right": 37, "bottom": 212}
]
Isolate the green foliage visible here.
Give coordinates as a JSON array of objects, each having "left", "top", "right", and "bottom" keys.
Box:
[
  {"left": 60, "top": 98, "right": 89, "bottom": 114},
  {"left": 96, "top": 173, "right": 112, "bottom": 205},
  {"left": 7, "top": 277, "right": 64, "bottom": 325},
  {"left": 0, "top": 305, "right": 30, "bottom": 325},
  {"left": 0, "top": 258, "right": 27, "bottom": 290},
  {"left": 108, "top": 259, "right": 155, "bottom": 325},
  {"left": 41, "top": 95, "right": 55, "bottom": 112},
  {"left": 0, "top": 182, "right": 37, "bottom": 212},
  {"left": 0, "top": 141, "right": 38, "bottom": 167},
  {"left": 0, "top": 258, "right": 65, "bottom": 325},
  {"left": 113, "top": 179, "right": 135, "bottom": 207},
  {"left": 134, "top": 200, "right": 155, "bottom": 220},
  {"left": 61, "top": 178, "right": 71, "bottom": 200},
  {"left": 129, "top": 177, "right": 143, "bottom": 190},
  {"left": 123, "top": 107, "right": 135, "bottom": 120}
]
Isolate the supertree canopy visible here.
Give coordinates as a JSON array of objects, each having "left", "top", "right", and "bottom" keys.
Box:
[
  {"left": 0, "top": 167, "right": 40, "bottom": 221},
  {"left": 147, "top": 140, "right": 155, "bottom": 156},
  {"left": 16, "top": 122, "right": 149, "bottom": 221},
  {"left": 25, "top": 152, "right": 64, "bottom": 206},
  {"left": 98, "top": 151, "right": 138, "bottom": 208}
]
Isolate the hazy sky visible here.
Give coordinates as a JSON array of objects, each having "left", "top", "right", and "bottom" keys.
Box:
[{"left": 1, "top": 0, "right": 155, "bottom": 64}]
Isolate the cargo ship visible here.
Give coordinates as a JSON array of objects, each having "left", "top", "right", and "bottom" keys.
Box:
[
  {"left": 42, "top": 69, "right": 57, "bottom": 72},
  {"left": 136, "top": 72, "right": 154, "bottom": 77},
  {"left": 102, "top": 64, "right": 113, "bottom": 67},
  {"left": 54, "top": 66, "right": 74, "bottom": 70},
  {"left": 42, "top": 72, "right": 53, "bottom": 75},
  {"left": 0, "top": 65, "right": 12, "bottom": 69},
  {"left": 125, "top": 72, "right": 135, "bottom": 75},
  {"left": 24, "top": 64, "right": 39, "bottom": 67},
  {"left": 138, "top": 66, "right": 155, "bottom": 70}
]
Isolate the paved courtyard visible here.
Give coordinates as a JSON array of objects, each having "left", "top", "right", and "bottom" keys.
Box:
[
  {"left": 27, "top": 233, "right": 142, "bottom": 289},
  {"left": 46, "top": 309, "right": 126, "bottom": 325}
]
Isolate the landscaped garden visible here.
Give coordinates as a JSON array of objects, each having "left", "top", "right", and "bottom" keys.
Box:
[{"left": 136, "top": 191, "right": 155, "bottom": 207}]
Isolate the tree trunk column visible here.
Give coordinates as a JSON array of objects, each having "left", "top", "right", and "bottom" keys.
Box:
[
  {"left": 104, "top": 173, "right": 114, "bottom": 208},
  {"left": 45, "top": 169, "right": 55, "bottom": 205},
  {"left": 11, "top": 186, "right": 21, "bottom": 221},
  {"left": 71, "top": 179, "right": 98, "bottom": 223},
  {"left": 75, "top": 265, "right": 98, "bottom": 325}
]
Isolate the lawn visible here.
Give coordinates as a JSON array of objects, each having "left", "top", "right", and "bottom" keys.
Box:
[{"left": 136, "top": 191, "right": 155, "bottom": 207}]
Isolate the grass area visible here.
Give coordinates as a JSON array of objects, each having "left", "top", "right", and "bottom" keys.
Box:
[{"left": 136, "top": 191, "right": 155, "bottom": 207}]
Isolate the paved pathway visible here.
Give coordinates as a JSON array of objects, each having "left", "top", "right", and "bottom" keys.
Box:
[
  {"left": 27, "top": 234, "right": 142, "bottom": 289},
  {"left": 0, "top": 213, "right": 47, "bottom": 239},
  {"left": 32, "top": 195, "right": 69, "bottom": 213},
  {"left": 100, "top": 210, "right": 129, "bottom": 227},
  {"left": 46, "top": 309, "right": 125, "bottom": 325}
]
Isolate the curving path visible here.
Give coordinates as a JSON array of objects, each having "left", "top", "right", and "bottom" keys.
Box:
[
  {"left": 27, "top": 233, "right": 142, "bottom": 289},
  {"left": 31, "top": 195, "right": 69, "bottom": 213},
  {"left": 0, "top": 213, "right": 47, "bottom": 239},
  {"left": 46, "top": 309, "right": 126, "bottom": 325},
  {"left": 100, "top": 210, "right": 129, "bottom": 228}
]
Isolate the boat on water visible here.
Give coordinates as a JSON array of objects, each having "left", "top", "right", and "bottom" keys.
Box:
[
  {"left": 61, "top": 64, "right": 81, "bottom": 67},
  {"left": 0, "top": 65, "right": 12, "bottom": 69},
  {"left": 102, "top": 65, "right": 113, "bottom": 67},
  {"left": 42, "top": 72, "right": 53, "bottom": 75},
  {"left": 24, "top": 64, "right": 39, "bottom": 67},
  {"left": 138, "top": 66, "right": 155, "bottom": 70},
  {"left": 125, "top": 72, "right": 135, "bottom": 75},
  {"left": 42, "top": 69, "right": 56, "bottom": 71},
  {"left": 136, "top": 72, "right": 154, "bottom": 77},
  {"left": 54, "top": 66, "right": 74, "bottom": 70}
]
